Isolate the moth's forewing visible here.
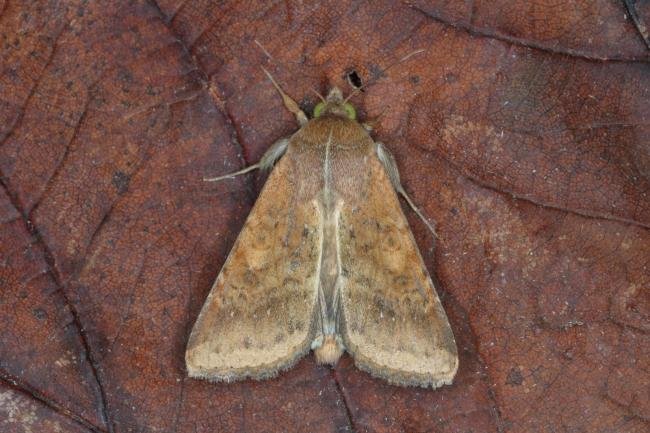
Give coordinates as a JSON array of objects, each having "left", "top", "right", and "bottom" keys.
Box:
[
  {"left": 185, "top": 154, "right": 322, "bottom": 382},
  {"left": 338, "top": 155, "right": 458, "bottom": 388}
]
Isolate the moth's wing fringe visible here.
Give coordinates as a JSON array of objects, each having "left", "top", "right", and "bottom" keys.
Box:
[
  {"left": 348, "top": 347, "right": 457, "bottom": 389},
  {"left": 186, "top": 306, "right": 321, "bottom": 383},
  {"left": 186, "top": 340, "right": 311, "bottom": 383}
]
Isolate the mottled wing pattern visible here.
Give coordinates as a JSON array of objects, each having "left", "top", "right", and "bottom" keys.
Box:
[
  {"left": 339, "top": 156, "right": 458, "bottom": 388},
  {"left": 185, "top": 153, "right": 321, "bottom": 381}
]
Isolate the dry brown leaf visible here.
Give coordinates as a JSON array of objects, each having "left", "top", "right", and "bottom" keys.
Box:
[{"left": 1, "top": 1, "right": 648, "bottom": 432}]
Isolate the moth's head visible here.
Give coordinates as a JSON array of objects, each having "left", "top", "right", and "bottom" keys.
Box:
[{"left": 313, "top": 87, "right": 356, "bottom": 120}]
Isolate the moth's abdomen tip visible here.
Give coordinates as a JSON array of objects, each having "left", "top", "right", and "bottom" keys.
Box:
[{"left": 313, "top": 335, "right": 344, "bottom": 365}]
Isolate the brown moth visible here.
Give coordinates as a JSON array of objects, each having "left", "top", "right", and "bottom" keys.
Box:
[{"left": 185, "top": 66, "right": 458, "bottom": 388}]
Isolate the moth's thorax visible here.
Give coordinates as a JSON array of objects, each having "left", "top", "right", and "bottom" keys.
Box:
[
  {"left": 293, "top": 115, "right": 373, "bottom": 151},
  {"left": 285, "top": 114, "right": 375, "bottom": 204}
]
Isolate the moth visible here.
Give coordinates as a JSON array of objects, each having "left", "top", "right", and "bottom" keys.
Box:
[{"left": 185, "top": 66, "right": 458, "bottom": 388}]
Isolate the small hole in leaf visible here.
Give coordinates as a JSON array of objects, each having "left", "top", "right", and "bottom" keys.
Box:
[{"left": 346, "top": 70, "right": 363, "bottom": 90}]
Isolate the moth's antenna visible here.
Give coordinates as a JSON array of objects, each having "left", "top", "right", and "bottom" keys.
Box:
[
  {"left": 254, "top": 39, "right": 273, "bottom": 60},
  {"left": 343, "top": 49, "right": 425, "bottom": 104},
  {"left": 261, "top": 67, "right": 308, "bottom": 125},
  {"left": 255, "top": 40, "right": 309, "bottom": 125},
  {"left": 311, "top": 88, "right": 326, "bottom": 102},
  {"left": 255, "top": 40, "right": 320, "bottom": 101}
]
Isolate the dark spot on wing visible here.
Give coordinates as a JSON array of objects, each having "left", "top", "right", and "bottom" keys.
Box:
[{"left": 394, "top": 275, "right": 409, "bottom": 286}]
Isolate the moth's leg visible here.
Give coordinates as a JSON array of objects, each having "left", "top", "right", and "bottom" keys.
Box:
[
  {"left": 375, "top": 142, "right": 438, "bottom": 237},
  {"left": 204, "top": 137, "right": 289, "bottom": 182},
  {"left": 262, "top": 67, "right": 308, "bottom": 126}
]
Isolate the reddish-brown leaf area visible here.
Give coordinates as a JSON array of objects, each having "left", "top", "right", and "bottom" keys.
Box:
[{"left": 1, "top": 1, "right": 648, "bottom": 433}]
